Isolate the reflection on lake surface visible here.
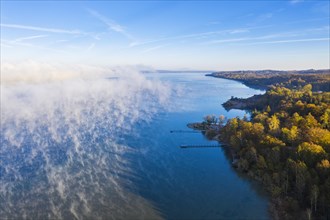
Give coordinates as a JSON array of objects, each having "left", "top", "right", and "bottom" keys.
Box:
[{"left": 0, "top": 71, "right": 269, "bottom": 219}]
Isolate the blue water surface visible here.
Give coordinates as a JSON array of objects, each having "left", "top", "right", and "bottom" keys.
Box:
[
  {"left": 120, "top": 72, "right": 269, "bottom": 219},
  {"left": 0, "top": 72, "right": 269, "bottom": 219}
]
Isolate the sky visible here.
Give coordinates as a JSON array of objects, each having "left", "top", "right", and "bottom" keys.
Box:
[{"left": 1, "top": 0, "right": 329, "bottom": 70}]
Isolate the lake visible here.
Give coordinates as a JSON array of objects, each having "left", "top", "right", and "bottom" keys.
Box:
[{"left": 0, "top": 72, "right": 269, "bottom": 219}]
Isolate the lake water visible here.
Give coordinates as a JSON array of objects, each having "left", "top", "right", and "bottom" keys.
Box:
[{"left": 0, "top": 72, "right": 269, "bottom": 219}]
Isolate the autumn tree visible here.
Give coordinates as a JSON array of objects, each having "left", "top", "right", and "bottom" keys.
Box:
[
  {"left": 298, "top": 142, "right": 326, "bottom": 167},
  {"left": 304, "top": 113, "right": 320, "bottom": 129},
  {"left": 213, "top": 84, "right": 330, "bottom": 218},
  {"left": 204, "top": 114, "right": 217, "bottom": 125},
  {"left": 282, "top": 125, "right": 299, "bottom": 146},
  {"left": 320, "top": 109, "right": 330, "bottom": 129},
  {"left": 219, "top": 115, "right": 226, "bottom": 126},
  {"left": 291, "top": 112, "right": 304, "bottom": 127},
  {"left": 267, "top": 115, "right": 280, "bottom": 135},
  {"left": 306, "top": 127, "right": 330, "bottom": 151}
]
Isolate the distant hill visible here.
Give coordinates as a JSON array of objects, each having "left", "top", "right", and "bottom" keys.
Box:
[
  {"left": 207, "top": 69, "right": 330, "bottom": 92},
  {"left": 142, "top": 70, "right": 214, "bottom": 73}
]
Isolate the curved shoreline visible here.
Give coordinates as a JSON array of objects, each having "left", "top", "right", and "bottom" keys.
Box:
[{"left": 189, "top": 76, "right": 330, "bottom": 220}]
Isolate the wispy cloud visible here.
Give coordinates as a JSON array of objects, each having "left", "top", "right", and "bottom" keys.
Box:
[
  {"left": 1, "top": 39, "right": 67, "bottom": 53},
  {"left": 247, "top": 37, "right": 330, "bottom": 45},
  {"left": 203, "top": 37, "right": 249, "bottom": 44},
  {"left": 12, "top": 35, "right": 48, "bottom": 43},
  {"left": 0, "top": 23, "right": 99, "bottom": 39},
  {"left": 1, "top": 35, "right": 50, "bottom": 51},
  {"left": 202, "top": 33, "right": 289, "bottom": 45},
  {"left": 1, "top": 23, "right": 82, "bottom": 34},
  {"left": 287, "top": 17, "right": 330, "bottom": 25},
  {"left": 129, "top": 27, "right": 259, "bottom": 48},
  {"left": 141, "top": 44, "right": 169, "bottom": 53},
  {"left": 229, "top": 29, "right": 250, "bottom": 34},
  {"left": 87, "top": 9, "right": 133, "bottom": 40},
  {"left": 203, "top": 27, "right": 329, "bottom": 45}
]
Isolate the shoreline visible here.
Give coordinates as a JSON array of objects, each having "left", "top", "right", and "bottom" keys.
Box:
[
  {"left": 186, "top": 121, "right": 294, "bottom": 220},
  {"left": 206, "top": 69, "right": 330, "bottom": 92},
  {"left": 188, "top": 76, "right": 330, "bottom": 219},
  {"left": 205, "top": 73, "right": 268, "bottom": 91}
]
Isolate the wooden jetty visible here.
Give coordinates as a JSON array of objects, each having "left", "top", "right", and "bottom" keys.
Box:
[
  {"left": 170, "top": 130, "right": 202, "bottom": 133},
  {"left": 180, "top": 144, "right": 221, "bottom": 148}
]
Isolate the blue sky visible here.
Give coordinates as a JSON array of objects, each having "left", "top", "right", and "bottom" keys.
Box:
[{"left": 1, "top": 1, "right": 329, "bottom": 70}]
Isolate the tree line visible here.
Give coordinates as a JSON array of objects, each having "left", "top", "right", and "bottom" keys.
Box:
[
  {"left": 207, "top": 84, "right": 330, "bottom": 219},
  {"left": 209, "top": 70, "right": 330, "bottom": 92}
]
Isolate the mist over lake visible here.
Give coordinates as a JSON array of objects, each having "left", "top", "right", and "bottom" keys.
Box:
[{"left": 0, "top": 67, "right": 268, "bottom": 219}]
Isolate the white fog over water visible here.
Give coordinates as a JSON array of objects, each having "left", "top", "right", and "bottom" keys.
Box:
[
  {"left": 0, "top": 62, "right": 268, "bottom": 220},
  {"left": 1, "top": 62, "right": 175, "bottom": 219}
]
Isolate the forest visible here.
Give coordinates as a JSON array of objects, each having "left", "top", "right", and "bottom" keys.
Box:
[
  {"left": 200, "top": 84, "right": 330, "bottom": 219},
  {"left": 208, "top": 69, "right": 330, "bottom": 92}
]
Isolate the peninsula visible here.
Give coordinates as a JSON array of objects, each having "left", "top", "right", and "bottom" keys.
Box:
[
  {"left": 207, "top": 69, "right": 330, "bottom": 92},
  {"left": 191, "top": 70, "right": 330, "bottom": 220}
]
